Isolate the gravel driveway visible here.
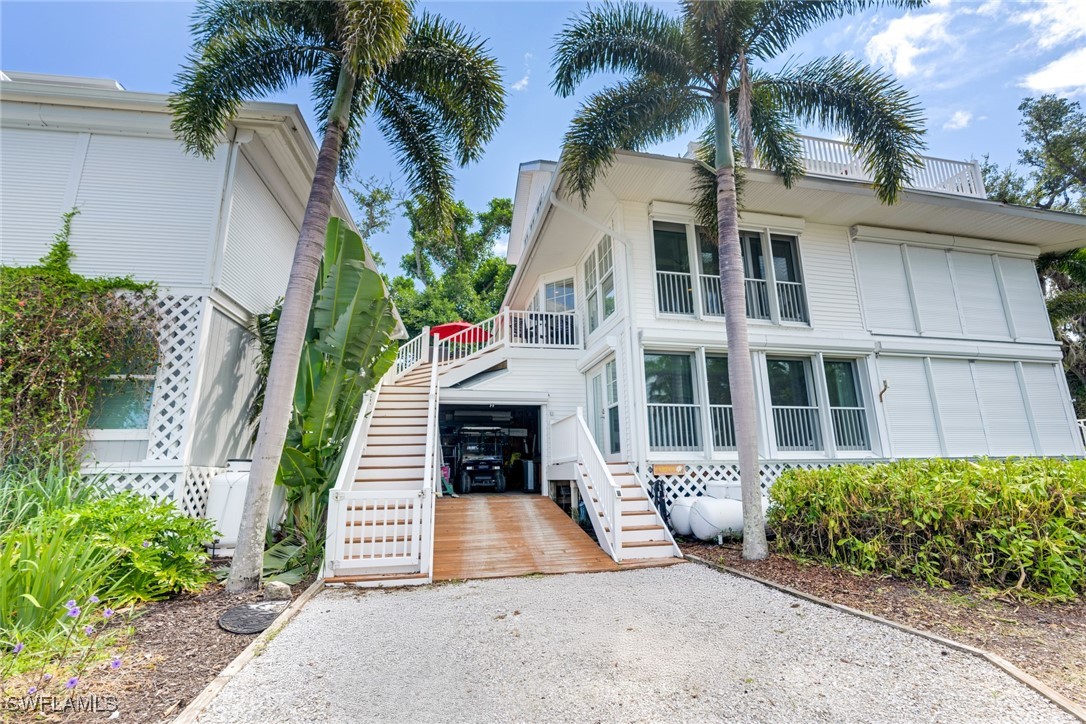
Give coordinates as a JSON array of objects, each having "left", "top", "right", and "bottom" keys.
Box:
[{"left": 197, "top": 564, "right": 1072, "bottom": 723}]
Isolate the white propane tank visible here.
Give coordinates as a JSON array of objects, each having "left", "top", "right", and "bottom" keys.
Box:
[
  {"left": 690, "top": 497, "right": 744, "bottom": 540},
  {"left": 669, "top": 497, "right": 697, "bottom": 537},
  {"left": 205, "top": 460, "right": 251, "bottom": 555}
]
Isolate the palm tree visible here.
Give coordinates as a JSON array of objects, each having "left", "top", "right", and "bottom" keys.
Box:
[
  {"left": 552, "top": 0, "right": 925, "bottom": 560},
  {"left": 172, "top": 0, "right": 505, "bottom": 591}
]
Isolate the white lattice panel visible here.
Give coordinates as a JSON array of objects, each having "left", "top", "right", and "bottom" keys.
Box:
[
  {"left": 181, "top": 466, "right": 223, "bottom": 518},
  {"left": 94, "top": 469, "right": 180, "bottom": 502},
  {"left": 147, "top": 294, "right": 205, "bottom": 462},
  {"left": 650, "top": 461, "right": 865, "bottom": 509}
]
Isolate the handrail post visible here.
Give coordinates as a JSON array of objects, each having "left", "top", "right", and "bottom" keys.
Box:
[
  {"left": 421, "top": 325, "right": 431, "bottom": 363},
  {"left": 612, "top": 487, "right": 622, "bottom": 561}
]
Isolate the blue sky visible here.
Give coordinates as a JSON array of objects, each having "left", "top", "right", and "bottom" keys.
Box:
[{"left": 3, "top": 1, "right": 1084, "bottom": 267}]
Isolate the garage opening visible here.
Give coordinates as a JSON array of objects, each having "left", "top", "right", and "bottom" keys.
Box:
[{"left": 438, "top": 404, "right": 542, "bottom": 495}]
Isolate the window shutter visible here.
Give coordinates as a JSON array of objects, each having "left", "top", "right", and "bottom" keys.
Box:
[
  {"left": 853, "top": 242, "right": 915, "bottom": 332},
  {"left": 929, "top": 359, "right": 986, "bottom": 456},
  {"left": 907, "top": 247, "right": 962, "bottom": 335},
  {"left": 877, "top": 355, "right": 941, "bottom": 456},
  {"left": 998, "top": 257, "right": 1051, "bottom": 341},
  {"left": 973, "top": 361, "right": 1034, "bottom": 455},
  {"left": 951, "top": 252, "right": 1009, "bottom": 338},
  {"left": 1021, "top": 363, "right": 1080, "bottom": 455}
]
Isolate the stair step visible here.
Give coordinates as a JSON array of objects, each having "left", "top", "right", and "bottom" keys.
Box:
[
  {"left": 623, "top": 540, "right": 673, "bottom": 548},
  {"left": 624, "top": 510, "right": 657, "bottom": 516},
  {"left": 325, "top": 573, "right": 428, "bottom": 585},
  {"left": 363, "top": 444, "right": 426, "bottom": 456},
  {"left": 622, "top": 524, "right": 664, "bottom": 532}
]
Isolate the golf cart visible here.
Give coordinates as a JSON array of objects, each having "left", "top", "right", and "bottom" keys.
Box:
[{"left": 456, "top": 426, "right": 506, "bottom": 494}]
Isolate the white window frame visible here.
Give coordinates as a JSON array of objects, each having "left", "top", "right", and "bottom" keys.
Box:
[
  {"left": 582, "top": 233, "right": 617, "bottom": 336},
  {"left": 85, "top": 372, "right": 156, "bottom": 441}
]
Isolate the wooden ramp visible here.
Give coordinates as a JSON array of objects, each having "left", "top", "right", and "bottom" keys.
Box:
[{"left": 432, "top": 496, "right": 623, "bottom": 581}]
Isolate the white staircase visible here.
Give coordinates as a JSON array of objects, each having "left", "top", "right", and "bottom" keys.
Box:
[
  {"left": 554, "top": 409, "right": 682, "bottom": 563},
  {"left": 324, "top": 309, "right": 581, "bottom": 585}
]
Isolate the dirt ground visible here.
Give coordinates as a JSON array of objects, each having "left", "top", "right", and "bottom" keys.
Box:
[
  {"left": 683, "top": 540, "right": 1086, "bottom": 707},
  {"left": 8, "top": 571, "right": 311, "bottom": 722}
]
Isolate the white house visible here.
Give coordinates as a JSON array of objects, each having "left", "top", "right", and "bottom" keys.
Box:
[
  {"left": 0, "top": 71, "right": 394, "bottom": 516},
  {"left": 324, "top": 134, "right": 1086, "bottom": 585}
]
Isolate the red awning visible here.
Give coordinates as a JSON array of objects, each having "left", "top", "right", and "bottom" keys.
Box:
[{"left": 430, "top": 321, "right": 490, "bottom": 342}]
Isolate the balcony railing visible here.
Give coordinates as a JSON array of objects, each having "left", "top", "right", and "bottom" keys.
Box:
[
  {"left": 773, "top": 405, "right": 822, "bottom": 452},
  {"left": 695, "top": 274, "right": 773, "bottom": 321},
  {"left": 647, "top": 403, "right": 701, "bottom": 451},
  {"left": 796, "top": 136, "right": 985, "bottom": 198},
  {"left": 656, "top": 270, "right": 694, "bottom": 315},
  {"left": 776, "top": 281, "right": 807, "bottom": 323},
  {"left": 831, "top": 407, "right": 870, "bottom": 451},
  {"left": 709, "top": 404, "right": 736, "bottom": 451}
]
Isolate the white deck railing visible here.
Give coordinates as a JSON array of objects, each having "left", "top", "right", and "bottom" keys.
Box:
[
  {"left": 552, "top": 408, "right": 623, "bottom": 560},
  {"left": 709, "top": 404, "right": 737, "bottom": 451},
  {"left": 686, "top": 273, "right": 775, "bottom": 321},
  {"left": 394, "top": 328, "right": 429, "bottom": 377},
  {"left": 831, "top": 407, "right": 870, "bottom": 451},
  {"left": 647, "top": 403, "right": 702, "bottom": 451},
  {"left": 776, "top": 281, "right": 807, "bottom": 323},
  {"left": 656, "top": 270, "right": 695, "bottom": 315},
  {"left": 796, "top": 135, "right": 985, "bottom": 198},
  {"left": 773, "top": 405, "right": 822, "bottom": 452},
  {"left": 435, "top": 308, "right": 580, "bottom": 369}
]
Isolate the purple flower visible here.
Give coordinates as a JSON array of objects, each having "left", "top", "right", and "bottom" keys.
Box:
[
  {"left": 65, "top": 600, "right": 76, "bottom": 608},
  {"left": 67, "top": 606, "right": 81, "bottom": 618},
  {"left": 84, "top": 625, "right": 95, "bottom": 636},
  {"left": 12, "top": 642, "right": 23, "bottom": 654},
  {"left": 43, "top": 673, "right": 52, "bottom": 682},
  {"left": 27, "top": 686, "right": 36, "bottom": 695},
  {"left": 102, "top": 608, "right": 114, "bottom": 619},
  {"left": 88, "top": 595, "right": 100, "bottom": 604},
  {"left": 110, "top": 658, "right": 121, "bottom": 670},
  {"left": 141, "top": 540, "right": 151, "bottom": 548},
  {"left": 65, "top": 677, "right": 78, "bottom": 690}
]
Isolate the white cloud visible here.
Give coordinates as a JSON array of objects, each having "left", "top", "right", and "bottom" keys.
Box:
[
  {"left": 975, "top": 0, "right": 1002, "bottom": 17},
  {"left": 510, "top": 52, "right": 532, "bottom": 92},
  {"left": 864, "top": 12, "right": 952, "bottom": 77},
  {"left": 1016, "top": 0, "right": 1086, "bottom": 50},
  {"left": 492, "top": 234, "right": 509, "bottom": 256},
  {"left": 943, "top": 110, "right": 973, "bottom": 130},
  {"left": 1022, "top": 46, "right": 1086, "bottom": 95}
]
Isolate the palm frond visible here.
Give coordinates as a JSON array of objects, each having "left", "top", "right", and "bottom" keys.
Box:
[
  {"left": 679, "top": 0, "right": 760, "bottom": 85},
  {"left": 171, "top": 25, "right": 332, "bottom": 157},
  {"left": 737, "top": 80, "right": 805, "bottom": 185},
  {"left": 190, "top": 0, "right": 336, "bottom": 47},
  {"left": 690, "top": 124, "right": 747, "bottom": 235},
  {"left": 337, "top": 0, "right": 413, "bottom": 70},
  {"left": 757, "top": 54, "right": 925, "bottom": 204},
  {"left": 560, "top": 78, "right": 704, "bottom": 205},
  {"left": 746, "top": 0, "right": 926, "bottom": 61},
  {"left": 373, "top": 80, "right": 457, "bottom": 232},
  {"left": 1048, "top": 289, "right": 1086, "bottom": 327},
  {"left": 383, "top": 12, "right": 505, "bottom": 165},
  {"left": 552, "top": 2, "right": 690, "bottom": 97}
]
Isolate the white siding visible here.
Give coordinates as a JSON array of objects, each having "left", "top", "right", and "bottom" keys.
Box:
[
  {"left": 1021, "top": 362, "right": 1080, "bottom": 455},
  {"left": 456, "top": 355, "right": 584, "bottom": 422},
  {"left": 188, "top": 307, "right": 261, "bottom": 466},
  {"left": 999, "top": 257, "right": 1052, "bottom": 341},
  {"left": 908, "top": 247, "right": 962, "bottom": 335},
  {"left": 71, "top": 134, "right": 225, "bottom": 285},
  {"left": 877, "top": 355, "right": 941, "bottom": 456},
  {"left": 973, "top": 361, "right": 1034, "bottom": 455},
  {"left": 801, "top": 224, "right": 864, "bottom": 331},
  {"left": 220, "top": 154, "right": 299, "bottom": 313},
  {"left": 0, "top": 128, "right": 79, "bottom": 264},
  {"left": 929, "top": 359, "right": 986, "bottom": 456},
  {"left": 951, "top": 252, "right": 1009, "bottom": 338},
  {"left": 853, "top": 242, "right": 915, "bottom": 332}
]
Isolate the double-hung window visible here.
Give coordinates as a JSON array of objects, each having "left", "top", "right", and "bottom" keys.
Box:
[
  {"left": 644, "top": 353, "right": 700, "bottom": 451},
  {"left": 653, "top": 222, "right": 694, "bottom": 315},
  {"left": 583, "top": 235, "right": 616, "bottom": 334}
]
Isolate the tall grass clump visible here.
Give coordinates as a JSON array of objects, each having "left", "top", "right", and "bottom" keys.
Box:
[{"left": 769, "top": 458, "right": 1086, "bottom": 600}]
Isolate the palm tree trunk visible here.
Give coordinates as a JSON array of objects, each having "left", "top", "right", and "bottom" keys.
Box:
[
  {"left": 713, "top": 98, "right": 769, "bottom": 561},
  {"left": 226, "top": 67, "right": 356, "bottom": 592}
]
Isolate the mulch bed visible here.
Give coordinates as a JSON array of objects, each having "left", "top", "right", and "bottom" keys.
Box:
[
  {"left": 15, "top": 565, "right": 312, "bottom": 722},
  {"left": 683, "top": 540, "right": 1086, "bottom": 707}
]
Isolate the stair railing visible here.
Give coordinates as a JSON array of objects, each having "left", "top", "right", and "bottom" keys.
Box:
[
  {"left": 552, "top": 408, "right": 624, "bottom": 561},
  {"left": 394, "top": 326, "right": 430, "bottom": 379},
  {"left": 418, "top": 333, "right": 443, "bottom": 577}
]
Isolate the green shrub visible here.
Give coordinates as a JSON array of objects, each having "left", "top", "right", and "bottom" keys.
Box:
[
  {"left": 42, "top": 493, "right": 217, "bottom": 602},
  {"left": 0, "top": 461, "right": 101, "bottom": 535},
  {"left": 769, "top": 458, "right": 1086, "bottom": 600}
]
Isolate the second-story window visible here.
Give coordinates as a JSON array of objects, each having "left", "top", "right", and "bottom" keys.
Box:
[
  {"left": 654, "top": 220, "right": 808, "bottom": 324},
  {"left": 544, "top": 278, "right": 575, "bottom": 313},
  {"left": 583, "top": 235, "right": 616, "bottom": 334}
]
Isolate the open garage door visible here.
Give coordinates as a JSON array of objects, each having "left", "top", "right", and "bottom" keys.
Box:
[{"left": 438, "top": 404, "right": 541, "bottom": 495}]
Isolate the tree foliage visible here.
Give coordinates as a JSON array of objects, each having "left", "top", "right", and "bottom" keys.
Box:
[
  {"left": 387, "top": 197, "right": 514, "bottom": 337},
  {"left": 981, "top": 95, "right": 1085, "bottom": 213},
  {"left": 0, "top": 211, "right": 158, "bottom": 467}
]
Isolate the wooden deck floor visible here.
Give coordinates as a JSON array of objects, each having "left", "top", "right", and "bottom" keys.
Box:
[{"left": 432, "top": 495, "right": 623, "bottom": 581}]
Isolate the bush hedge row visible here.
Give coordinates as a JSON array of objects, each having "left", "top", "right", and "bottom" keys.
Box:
[{"left": 768, "top": 458, "right": 1086, "bottom": 600}]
